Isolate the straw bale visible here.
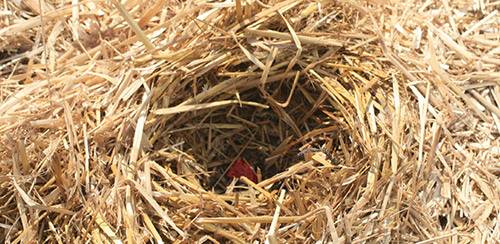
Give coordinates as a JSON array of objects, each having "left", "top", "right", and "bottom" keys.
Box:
[{"left": 1, "top": 0, "right": 499, "bottom": 242}]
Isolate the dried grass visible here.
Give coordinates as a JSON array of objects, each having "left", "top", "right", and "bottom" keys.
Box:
[{"left": 1, "top": 0, "right": 499, "bottom": 242}]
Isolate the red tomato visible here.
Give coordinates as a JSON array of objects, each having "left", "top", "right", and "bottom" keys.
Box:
[{"left": 226, "top": 158, "right": 258, "bottom": 183}]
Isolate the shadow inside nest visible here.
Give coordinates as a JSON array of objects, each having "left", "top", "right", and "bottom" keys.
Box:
[{"left": 153, "top": 74, "right": 349, "bottom": 193}]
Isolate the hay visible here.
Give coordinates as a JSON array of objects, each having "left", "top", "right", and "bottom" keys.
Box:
[{"left": 1, "top": 0, "right": 499, "bottom": 242}]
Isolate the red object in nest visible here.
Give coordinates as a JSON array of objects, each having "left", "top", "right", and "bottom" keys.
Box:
[{"left": 226, "top": 158, "right": 258, "bottom": 183}]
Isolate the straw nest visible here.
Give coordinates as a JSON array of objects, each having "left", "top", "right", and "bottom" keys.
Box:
[{"left": 1, "top": 0, "right": 499, "bottom": 243}]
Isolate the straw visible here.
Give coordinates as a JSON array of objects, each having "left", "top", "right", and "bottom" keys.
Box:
[{"left": 1, "top": 0, "right": 498, "bottom": 242}]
